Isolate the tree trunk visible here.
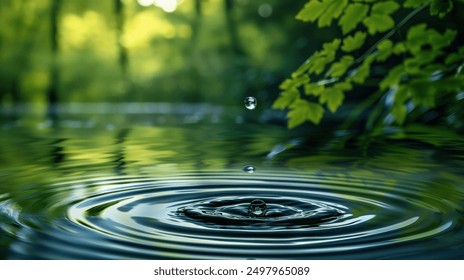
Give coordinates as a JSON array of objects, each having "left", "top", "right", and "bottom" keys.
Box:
[
  {"left": 224, "top": 0, "right": 244, "bottom": 55},
  {"left": 191, "top": 0, "right": 203, "bottom": 47},
  {"left": 187, "top": 0, "right": 203, "bottom": 99},
  {"left": 47, "top": 0, "right": 61, "bottom": 119},
  {"left": 115, "top": 0, "right": 129, "bottom": 76}
]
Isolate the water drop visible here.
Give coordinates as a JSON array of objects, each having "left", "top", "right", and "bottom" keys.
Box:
[
  {"left": 244, "top": 96, "right": 257, "bottom": 110},
  {"left": 243, "top": 165, "right": 256, "bottom": 173},
  {"left": 248, "top": 199, "right": 267, "bottom": 217}
]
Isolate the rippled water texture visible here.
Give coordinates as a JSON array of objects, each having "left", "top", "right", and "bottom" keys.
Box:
[{"left": 1, "top": 108, "right": 463, "bottom": 259}]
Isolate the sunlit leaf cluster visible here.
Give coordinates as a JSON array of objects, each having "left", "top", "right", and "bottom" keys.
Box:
[{"left": 274, "top": 0, "right": 464, "bottom": 129}]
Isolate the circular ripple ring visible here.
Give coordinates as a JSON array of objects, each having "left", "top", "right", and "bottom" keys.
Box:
[{"left": 4, "top": 171, "right": 459, "bottom": 259}]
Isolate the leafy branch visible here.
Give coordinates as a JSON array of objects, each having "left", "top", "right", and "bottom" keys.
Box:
[
  {"left": 355, "top": 3, "right": 428, "bottom": 64},
  {"left": 273, "top": 0, "right": 464, "bottom": 129}
]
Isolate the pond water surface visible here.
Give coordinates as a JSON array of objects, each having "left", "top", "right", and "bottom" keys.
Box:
[{"left": 1, "top": 104, "right": 463, "bottom": 259}]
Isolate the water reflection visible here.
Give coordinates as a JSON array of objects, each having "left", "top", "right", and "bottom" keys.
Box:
[
  {"left": 50, "top": 138, "right": 66, "bottom": 165},
  {"left": 114, "top": 129, "right": 130, "bottom": 175},
  {"left": 0, "top": 114, "right": 463, "bottom": 259}
]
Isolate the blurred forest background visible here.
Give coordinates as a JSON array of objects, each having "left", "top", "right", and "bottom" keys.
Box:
[
  {"left": 0, "top": 0, "right": 322, "bottom": 116},
  {"left": 1, "top": 0, "right": 463, "bottom": 133}
]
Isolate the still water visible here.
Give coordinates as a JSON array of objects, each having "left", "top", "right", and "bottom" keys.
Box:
[{"left": 0, "top": 103, "right": 463, "bottom": 259}]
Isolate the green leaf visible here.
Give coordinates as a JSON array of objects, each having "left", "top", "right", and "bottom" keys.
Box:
[
  {"left": 309, "top": 39, "right": 341, "bottom": 74},
  {"left": 279, "top": 75, "right": 309, "bottom": 90},
  {"left": 350, "top": 58, "right": 372, "bottom": 84},
  {"left": 436, "top": 76, "right": 464, "bottom": 92},
  {"left": 404, "top": 0, "right": 429, "bottom": 8},
  {"left": 318, "top": 0, "right": 349, "bottom": 27},
  {"left": 280, "top": 79, "right": 294, "bottom": 90},
  {"left": 309, "top": 55, "right": 330, "bottom": 75},
  {"left": 320, "top": 87, "right": 345, "bottom": 112},
  {"left": 273, "top": 88, "right": 300, "bottom": 109},
  {"left": 414, "top": 50, "right": 443, "bottom": 64},
  {"left": 288, "top": 100, "right": 325, "bottom": 128},
  {"left": 288, "top": 106, "right": 308, "bottom": 128},
  {"left": 377, "top": 39, "right": 393, "bottom": 62},
  {"left": 429, "top": 29, "right": 457, "bottom": 50},
  {"left": 339, "top": 3, "right": 369, "bottom": 34},
  {"left": 410, "top": 80, "right": 436, "bottom": 107},
  {"left": 329, "top": 55, "right": 354, "bottom": 77},
  {"left": 296, "top": 0, "right": 349, "bottom": 27},
  {"left": 304, "top": 83, "right": 325, "bottom": 96},
  {"left": 363, "top": 13, "right": 395, "bottom": 34},
  {"left": 294, "top": 59, "right": 312, "bottom": 76},
  {"left": 294, "top": 73, "right": 310, "bottom": 86},
  {"left": 334, "top": 81, "right": 352, "bottom": 91},
  {"left": 392, "top": 103, "right": 407, "bottom": 125},
  {"left": 430, "top": 0, "right": 453, "bottom": 18},
  {"left": 445, "top": 47, "right": 464, "bottom": 65},
  {"left": 406, "top": 26, "right": 455, "bottom": 56},
  {"left": 372, "top": 1, "right": 400, "bottom": 15},
  {"left": 380, "top": 65, "right": 404, "bottom": 90},
  {"left": 296, "top": 1, "right": 326, "bottom": 22},
  {"left": 304, "top": 101, "right": 325, "bottom": 124},
  {"left": 342, "top": 31, "right": 366, "bottom": 52},
  {"left": 404, "top": 57, "right": 422, "bottom": 74},
  {"left": 394, "top": 84, "right": 410, "bottom": 104},
  {"left": 393, "top": 42, "right": 406, "bottom": 55},
  {"left": 406, "top": 24, "right": 428, "bottom": 52},
  {"left": 322, "top": 38, "right": 341, "bottom": 53}
]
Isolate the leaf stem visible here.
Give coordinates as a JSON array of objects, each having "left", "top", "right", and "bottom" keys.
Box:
[{"left": 354, "top": 4, "right": 429, "bottom": 64}]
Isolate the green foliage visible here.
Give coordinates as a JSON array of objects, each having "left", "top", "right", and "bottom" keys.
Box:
[
  {"left": 274, "top": 0, "right": 464, "bottom": 129},
  {"left": 363, "top": 1, "right": 399, "bottom": 34},
  {"left": 342, "top": 32, "right": 367, "bottom": 52},
  {"left": 296, "top": 0, "right": 349, "bottom": 27},
  {"left": 430, "top": 0, "right": 453, "bottom": 17},
  {"left": 329, "top": 55, "right": 354, "bottom": 77},
  {"left": 339, "top": 4, "right": 369, "bottom": 34},
  {"left": 287, "top": 99, "right": 325, "bottom": 128}
]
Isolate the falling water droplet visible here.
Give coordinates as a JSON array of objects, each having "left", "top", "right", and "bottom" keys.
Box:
[
  {"left": 243, "top": 165, "right": 256, "bottom": 173},
  {"left": 248, "top": 199, "right": 267, "bottom": 217},
  {"left": 244, "top": 96, "right": 257, "bottom": 110}
]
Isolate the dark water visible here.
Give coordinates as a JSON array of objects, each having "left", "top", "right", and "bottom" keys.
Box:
[{"left": 1, "top": 104, "right": 463, "bottom": 259}]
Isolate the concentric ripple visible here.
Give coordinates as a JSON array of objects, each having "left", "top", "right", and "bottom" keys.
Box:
[
  {"left": 177, "top": 196, "right": 344, "bottom": 228},
  {"left": 5, "top": 169, "right": 461, "bottom": 259}
]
